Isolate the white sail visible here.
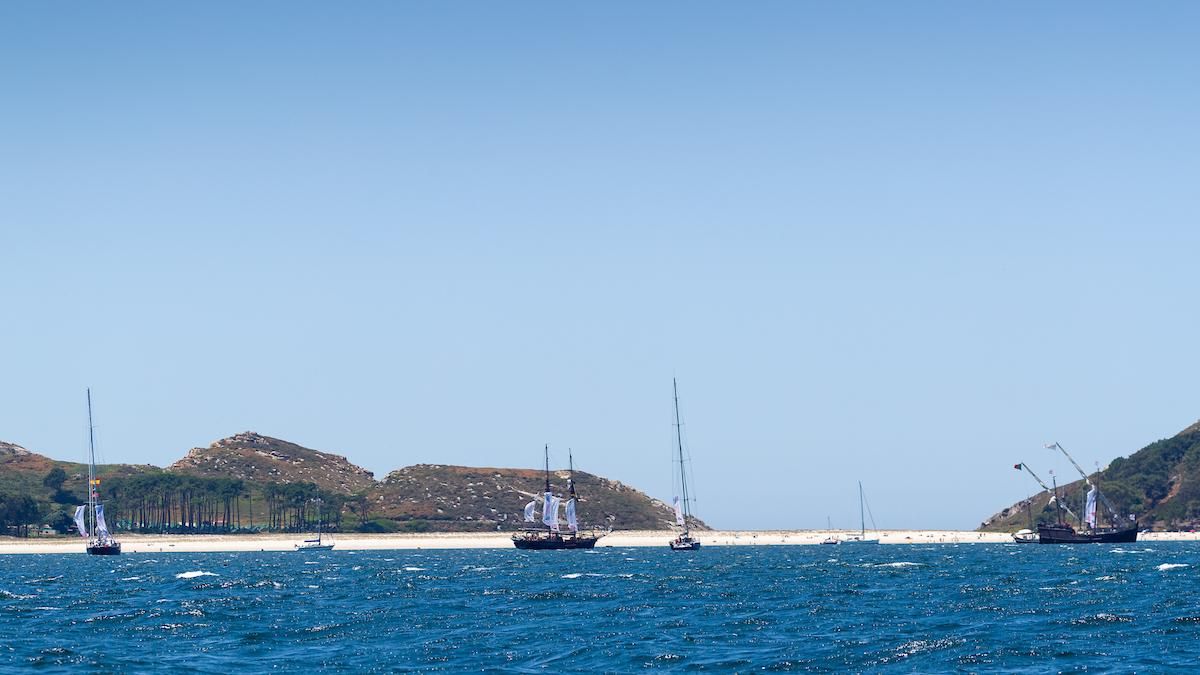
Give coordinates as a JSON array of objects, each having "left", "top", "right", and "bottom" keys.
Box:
[
  {"left": 673, "top": 496, "right": 685, "bottom": 526},
  {"left": 523, "top": 500, "right": 537, "bottom": 522},
  {"left": 95, "top": 504, "right": 111, "bottom": 541},
  {"left": 73, "top": 505, "right": 88, "bottom": 538},
  {"left": 548, "top": 496, "right": 562, "bottom": 532},
  {"left": 565, "top": 498, "right": 577, "bottom": 532},
  {"left": 541, "top": 492, "right": 556, "bottom": 527},
  {"left": 1085, "top": 487, "right": 1098, "bottom": 528}
]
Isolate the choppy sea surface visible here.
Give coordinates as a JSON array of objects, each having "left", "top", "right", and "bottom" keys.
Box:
[{"left": 3, "top": 543, "right": 1200, "bottom": 672}]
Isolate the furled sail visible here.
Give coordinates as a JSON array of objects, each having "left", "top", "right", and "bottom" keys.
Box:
[
  {"left": 1084, "top": 487, "right": 1098, "bottom": 529},
  {"left": 565, "top": 498, "right": 577, "bottom": 532},
  {"left": 73, "top": 505, "right": 88, "bottom": 538},
  {"left": 673, "top": 496, "right": 685, "bottom": 526},
  {"left": 94, "top": 504, "right": 111, "bottom": 541},
  {"left": 524, "top": 500, "right": 537, "bottom": 522}
]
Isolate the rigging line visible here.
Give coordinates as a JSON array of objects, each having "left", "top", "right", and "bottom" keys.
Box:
[{"left": 862, "top": 490, "right": 878, "bottom": 532}]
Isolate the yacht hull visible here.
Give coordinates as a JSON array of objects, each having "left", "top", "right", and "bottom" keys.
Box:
[{"left": 86, "top": 544, "right": 121, "bottom": 555}]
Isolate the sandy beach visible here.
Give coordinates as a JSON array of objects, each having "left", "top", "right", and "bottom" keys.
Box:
[{"left": 1, "top": 529, "right": 1193, "bottom": 554}]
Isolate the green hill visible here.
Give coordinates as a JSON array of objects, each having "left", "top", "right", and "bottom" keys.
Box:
[
  {"left": 370, "top": 464, "right": 702, "bottom": 532},
  {"left": 980, "top": 421, "right": 1200, "bottom": 532},
  {"left": 0, "top": 434, "right": 699, "bottom": 536}
]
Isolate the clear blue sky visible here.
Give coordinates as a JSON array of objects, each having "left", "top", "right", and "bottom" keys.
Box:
[{"left": 3, "top": 3, "right": 1199, "bottom": 530}]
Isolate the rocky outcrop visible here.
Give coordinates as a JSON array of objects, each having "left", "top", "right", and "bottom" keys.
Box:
[
  {"left": 0, "top": 441, "right": 31, "bottom": 457},
  {"left": 167, "top": 432, "right": 375, "bottom": 495}
]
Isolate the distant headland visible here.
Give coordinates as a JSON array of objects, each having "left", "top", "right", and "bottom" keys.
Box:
[{"left": 0, "top": 432, "right": 703, "bottom": 537}]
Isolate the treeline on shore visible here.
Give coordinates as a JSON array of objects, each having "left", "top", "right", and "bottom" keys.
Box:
[{"left": 0, "top": 467, "right": 387, "bottom": 537}]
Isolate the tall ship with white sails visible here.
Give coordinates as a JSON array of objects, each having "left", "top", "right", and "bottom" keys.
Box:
[
  {"left": 512, "top": 445, "right": 606, "bottom": 550},
  {"left": 668, "top": 378, "right": 700, "bottom": 551},
  {"left": 74, "top": 389, "right": 121, "bottom": 556}
]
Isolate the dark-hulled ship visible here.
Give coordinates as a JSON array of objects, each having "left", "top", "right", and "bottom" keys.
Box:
[
  {"left": 1036, "top": 522, "right": 1137, "bottom": 544},
  {"left": 512, "top": 445, "right": 606, "bottom": 550},
  {"left": 1015, "top": 443, "right": 1137, "bottom": 545}
]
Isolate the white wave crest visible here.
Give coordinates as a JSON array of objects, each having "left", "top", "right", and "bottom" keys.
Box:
[
  {"left": 1158, "top": 563, "right": 1189, "bottom": 571},
  {"left": 561, "top": 573, "right": 582, "bottom": 579},
  {"left": 175, "top": 571, "right": 218, "bottom": 579}
]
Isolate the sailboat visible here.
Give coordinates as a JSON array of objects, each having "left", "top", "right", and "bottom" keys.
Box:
[
  {"left": 512, "top": 445, "right": 605, "bottom": 550},
  {"left": 668, "top": 379, "right": 700, "bottom": 551},
  {"left": 75, "top": 389, "right": 121, "bottom": 555},
  {"left": 1032, "top": 443, "right": 1137, "bottom": 544},
  {"left": 839, "top": 482, "right": 879, "bottom": 545},
  {"left": 295, "top": 498, "right": 335, "bottom": 551}
]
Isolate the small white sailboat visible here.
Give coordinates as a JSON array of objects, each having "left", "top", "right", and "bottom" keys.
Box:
[
  {"left": 77, "top": 389, "right": 120, "bottom": 555},
  {"left": 820, "top": 516, "right": 839, "bottom": 545},
  {"left": 668, "top": 379, "right": 700, "bottom": 551},
  {"left": 840, "top": 482, "right": 879, "bottom": 545},
  {"left": 295, "top": 499, "right": 334, "bottom": 551}
]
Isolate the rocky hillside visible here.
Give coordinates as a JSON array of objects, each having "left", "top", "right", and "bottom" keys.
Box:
[
  {"left": 980, "top": 420, "right": 1200, "bottom": 532},
  {"left": 167, "top": 432, "right": 376, "bottom": 495},
  {"left": 370, "top": 464, "right": 704, "bottom": 532},
  {"left": 1, "top": 432, "right": 702, "bottom": 533}
]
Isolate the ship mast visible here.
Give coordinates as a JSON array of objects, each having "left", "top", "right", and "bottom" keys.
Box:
[
  {"left": 673, "top": 378, "right": 691, "bottom": 534},
  {"left": 543, "top": 444, "right": 550, "bottom": 493},
  {"left": 859, "top": 481, "right": 866, "bottom": 538},
  {"left": 568, "top": 448, "right": 576, "bottom": 499},
  {"left": 86, "top": 388, "right": 97, "bottom": 543},
  {"left": 1015, "top": 462, "right": 1079, "bottom": 522},
  {"left": 1046, "top": 442, "right": 1121, "bottom": 524}
]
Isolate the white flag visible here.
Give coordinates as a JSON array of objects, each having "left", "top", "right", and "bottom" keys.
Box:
[
  {"left": 673, "top": 496, "right": 685, "bottom": 526},
  {"left": 523, "top": 500, "right": 537, "bottom": 522},
  {"left": 73, "top": 505, "right": 88, "bottom": 538}
]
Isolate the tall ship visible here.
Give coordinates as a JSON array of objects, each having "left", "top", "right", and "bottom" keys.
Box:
[
  {"left": 1021, "top": 443, "right": 1137, "bottom": 544},
  {"left": 668, "top": 379, "right": 700, "bottom": 551},
  {"left": 74, "top": 389, "right": 121, "bottom": 555},
  {"left": 512, "top": 445, "right": 606, "bottom": 550}
]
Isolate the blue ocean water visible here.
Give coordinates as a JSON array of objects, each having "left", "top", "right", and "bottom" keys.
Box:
[{"left": 2, "top": 543, "right": 1198, "bottom": 672}]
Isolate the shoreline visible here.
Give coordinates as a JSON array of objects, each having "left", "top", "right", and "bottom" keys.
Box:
[{"left": 0, "top": 529, "right": 1193, "bottom": 554}]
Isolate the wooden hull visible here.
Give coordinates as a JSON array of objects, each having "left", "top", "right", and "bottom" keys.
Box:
[
  {"left": 512, "top": 532, "right": 601, "bottom": 550},
  {"left": 1036, "top": 524, "right": 1137, "bottom": 544}
]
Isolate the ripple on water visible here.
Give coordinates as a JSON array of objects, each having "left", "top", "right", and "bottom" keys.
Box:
[{"left": 1, "top": 544, "right": 1200, "bottom": 670}]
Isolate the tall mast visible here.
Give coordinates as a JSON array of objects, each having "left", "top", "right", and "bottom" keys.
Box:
[
  {"left": 544, "top": 444, "right": 550, "bottom": 493},
  {"left": 1015, "top": 461, "right": 1079, "bottom": 522},
  {"left": 568, "top": 448, "right": 576, "bottom": 498},
  {"left": 859, "top": 481, "right": 866, "bottom": 538},
  {"left": 86, "top": 388, "right": 97, "bottom": 539},
  {"left": 1051, "top": 474, "right": 1064, "bottom": 526},
  {"left": 673, "top": 378, "right": 691, "bottom": 531},
  {"left": 1046, "top": 442, "right": 1120, "bottom": 523}
]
